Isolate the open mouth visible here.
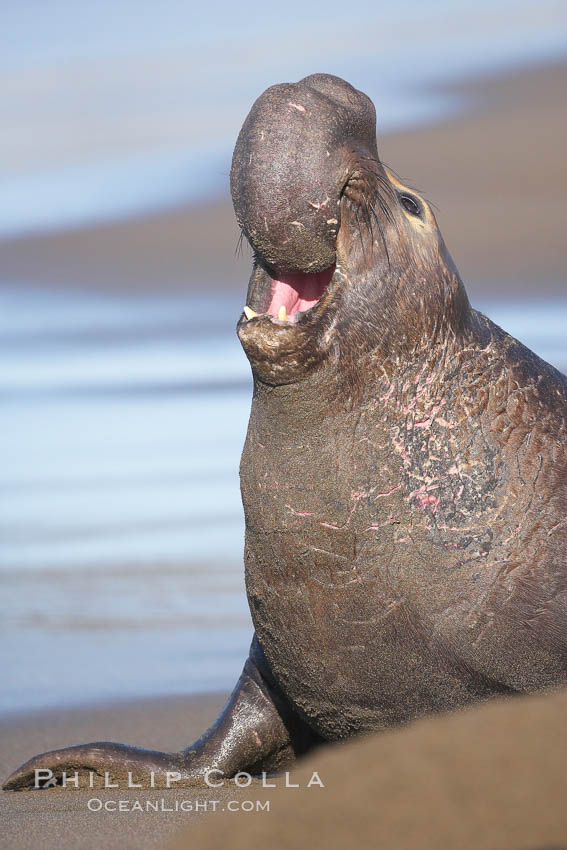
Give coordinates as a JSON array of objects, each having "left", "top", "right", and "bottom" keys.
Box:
[{"left": 242, "top": 265, "right": 336, "bottom": 324}]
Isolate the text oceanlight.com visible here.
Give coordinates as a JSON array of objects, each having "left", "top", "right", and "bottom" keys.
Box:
[{"left": 87, "top": 798, "right": 270, "bottom": 813}]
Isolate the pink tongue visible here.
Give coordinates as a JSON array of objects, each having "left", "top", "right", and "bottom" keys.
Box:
[{"left": 267, "top": 266, "right": 335, "bottom": 317}]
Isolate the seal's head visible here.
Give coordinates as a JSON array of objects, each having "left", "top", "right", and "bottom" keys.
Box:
[{"left": 231, "top": 73, "right": 470, "bottom": 386}]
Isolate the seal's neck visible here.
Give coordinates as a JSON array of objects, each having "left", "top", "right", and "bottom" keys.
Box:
[
  {"left": 250, "top": 368, "right": 342, "bottom": 438},
  {"left": 337, "top": 261, "right": 471, "bottom": 368},
  {"left": 250, "top": 288, "right": 473, "bottom": 417}
]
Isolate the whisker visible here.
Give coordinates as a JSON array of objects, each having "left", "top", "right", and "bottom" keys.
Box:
[
  {"left": 362, "top": 196, "right": 375, "bottom": 244},
  {"left": 353, "top": 206, "right": 368, "bottom": 262},
  {"left": 366, "top": 199, "right": 391, "bottom": 270},
  {"left": 357, "top": 163, "right": 397, "bottom": 226}
]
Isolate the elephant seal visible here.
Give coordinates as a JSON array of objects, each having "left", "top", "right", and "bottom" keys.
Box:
[{"left": 4, "top": 73, "right": 567, "bottom": 791}]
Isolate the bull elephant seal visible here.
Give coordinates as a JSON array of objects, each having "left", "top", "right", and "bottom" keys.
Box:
[{"left": 4, "top": 73, "right": 567, "bottom": 791}]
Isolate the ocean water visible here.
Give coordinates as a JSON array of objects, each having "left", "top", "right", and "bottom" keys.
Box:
[
  {"left": 0, "top": 287, "right": 566, "bottom": 714},
  {"left": 0, "top": 288, "right": 252, "bottom": 714}
]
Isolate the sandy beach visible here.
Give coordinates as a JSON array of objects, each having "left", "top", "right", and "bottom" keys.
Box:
[
  {"left": 2, "top": 56, "right": 567, "bottom": 850},
  {"left": 3, "top": 689, "right": 567, "bottom": 850},
  {"left": 0, "top": 693, "right": 237, "bottom": 849},
  {"left": 0, "top": 59, "right": 565, "bottom": 299}
]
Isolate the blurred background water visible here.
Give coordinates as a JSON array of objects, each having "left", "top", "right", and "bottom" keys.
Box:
[
  {"left": 2, "top": 0, "right": 566, "bottom": 236},
  {"left": 0, "top": 0, "right": 566, "bottom": 715}
]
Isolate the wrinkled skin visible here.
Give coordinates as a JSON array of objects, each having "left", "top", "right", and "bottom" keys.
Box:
[{"left": 5, "top": 74, "right": 567, "bottom": 791}]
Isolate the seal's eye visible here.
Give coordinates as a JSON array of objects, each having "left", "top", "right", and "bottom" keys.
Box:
[{"left": 399, "top": 194, "right": 422, "bottom": 218}]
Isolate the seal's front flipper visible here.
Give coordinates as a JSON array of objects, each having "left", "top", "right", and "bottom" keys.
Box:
[
  {"left": 2, "top": 636, "right": 320, "bottom": 791},
  {"left": 180, "top": 634, "right": 320, "bottom": 777},
  {"left": 2, "top": 742, "right": 179, "bottom": 791}
]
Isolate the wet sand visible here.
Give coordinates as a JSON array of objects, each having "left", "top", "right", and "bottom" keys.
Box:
[{"left": 1, "top": 59, "right": 565, "bottom": 299}]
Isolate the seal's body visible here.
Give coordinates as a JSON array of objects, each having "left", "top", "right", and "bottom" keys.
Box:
[
  {"left": 242, "top": 321, "right": 566, "bottom": 739},
  {"left": 4, "top": 74, "right": 566, "bottom": 790}
]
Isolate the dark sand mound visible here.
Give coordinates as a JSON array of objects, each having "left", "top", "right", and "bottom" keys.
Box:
[{"left": 169, "top": 688, "right": 567, "bottom": 850}]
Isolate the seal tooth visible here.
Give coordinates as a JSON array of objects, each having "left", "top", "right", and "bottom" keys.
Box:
[
  {"left": 278, "top": 306, "right": 289, "bottom": 322},
  {"left": 244, "top": 306, "right": 258, "bottom": 320}
]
